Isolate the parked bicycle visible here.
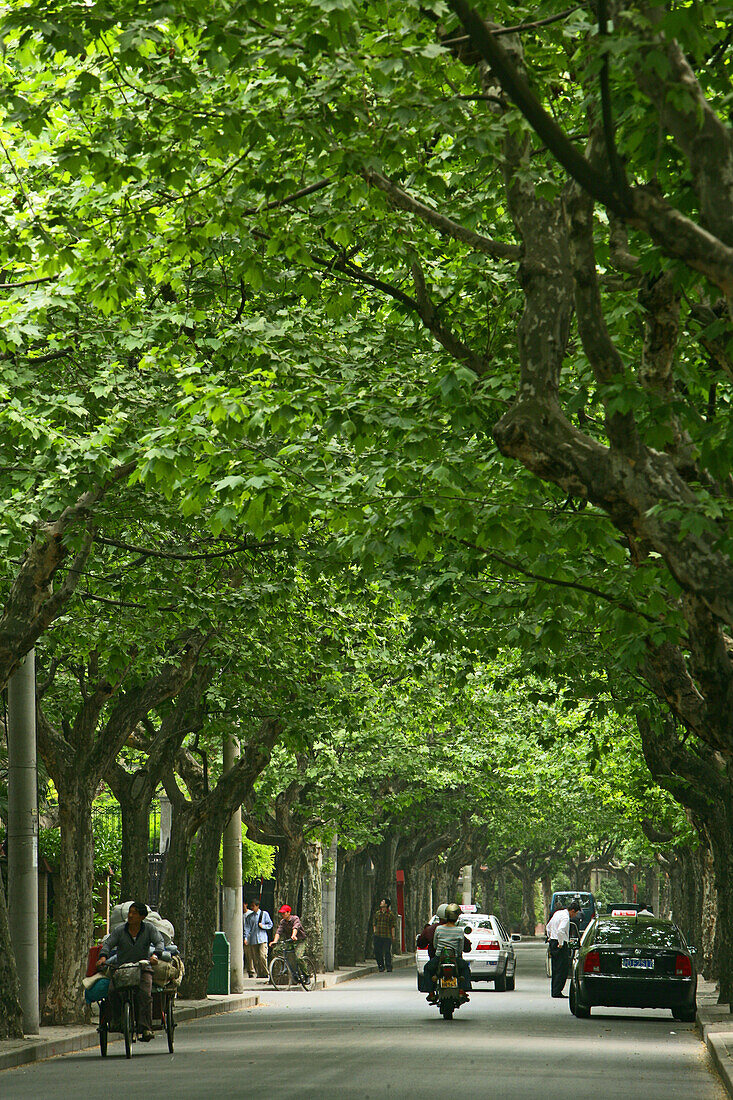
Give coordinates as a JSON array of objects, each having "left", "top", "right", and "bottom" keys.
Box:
[{"left": 268, "top": 941, "right": 317, "bottom": 991}]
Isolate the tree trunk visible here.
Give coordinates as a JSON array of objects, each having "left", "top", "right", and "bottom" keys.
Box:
[
  {"left": 0, "top": 863, "right": 23, "bottom": 1038},
  {"left": 495, "top": 869, "right": 510, "bottom": 931},
  {"left": 302, "top": 841, "right": 324, "bottom": 970},
  {"left": 433, "top": 862, "right": 450, "bottom": 908},
  {"left": 477, "top": 870, "right": 495, "bottom": 916},
  {"left": 402, "top": 863, "right": 425, "bottom": 951},
  {"left": 335, "top": 849, "right": 359, "bottom": 967},
  {"left": 158, "top": 796, "right": 196, "bottom": 956},
  {"left": 43, "top": 785, "right": 94, "bottom": 1023},
  {"left": 519, "top": 870, "right": 536, "bottom": 936},
  {"left": 179, "top": 814, "right": 224, "bottom": 999},
  {"left": 118, "top": 790, "right": 152, "bottom": 902},
  {"left": 369, "top": 834, "right": 398, "bottom": 918},
  {"left": 669, "top": 845, "right": 704, "bottom": 957},
  {"left": 706, "top": 812, "right": 733, "bottom": 1001},
  {"left": 540, "top": 873, "right": 552, "bottom": 924},
  {"left": 275, "top": 842, "right": 304, "bottom": 913},
  {"left": 699, "top": 842, "right": 718, "bottom": 980}
]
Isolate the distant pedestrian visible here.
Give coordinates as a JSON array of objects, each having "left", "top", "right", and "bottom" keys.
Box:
[
  {"left": 372, "top": 897, "right": 397, "bottom": 972},
  {"left": 546, "top": 898, "right": 582, "bottom": 998},
  {"left": 244, "top": 898, "right": 273, "bottom": 977},
  {"left": 242, "top": 899, "right": 254, "bottom": 976}
]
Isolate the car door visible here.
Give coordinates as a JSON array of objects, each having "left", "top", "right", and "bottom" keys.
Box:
[{"left": 492, "top": 917, "right": 510, "bottom": 969}]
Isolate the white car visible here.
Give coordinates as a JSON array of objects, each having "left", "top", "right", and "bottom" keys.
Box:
[{"left": 415, "top": 912, "right": 518, "bottom": 990}]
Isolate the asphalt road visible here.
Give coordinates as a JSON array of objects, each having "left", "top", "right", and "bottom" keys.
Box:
[{"left": 2, "top": 943, "right": 725, "bottom": 1099}]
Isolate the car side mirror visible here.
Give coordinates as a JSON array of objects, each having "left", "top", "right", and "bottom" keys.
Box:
[{"left": 511, "top": 933, "right": 521, "bottom": 942}]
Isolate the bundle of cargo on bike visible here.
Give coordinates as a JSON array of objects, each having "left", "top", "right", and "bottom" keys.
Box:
[{"left": 82, "top": 901, "right": 184, "bottom": 1058}]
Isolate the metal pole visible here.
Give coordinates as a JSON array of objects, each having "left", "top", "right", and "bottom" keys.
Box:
[
  {"left": 7, "top": 650, "right": 39, "bottom": 1034},
  {"left": 461, "top": 863, "right": 472, "bottom": 907},
  {"left": 221, "top": 735, "right": 244, "bottom": 992},
  {"left": 323, "top": 834, "right": 337, "bottom": 971}
]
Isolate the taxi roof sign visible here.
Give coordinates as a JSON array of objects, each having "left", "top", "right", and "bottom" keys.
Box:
[
  {"left": 459, "top": 904, "right": 477, "bottom": 912},
  {"left": 611, "top": 909, "right": 638, "bottom": 917}
]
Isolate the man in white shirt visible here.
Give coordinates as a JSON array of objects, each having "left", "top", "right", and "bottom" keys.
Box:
[{"left": 546, "top": 899, "right": 583, "bottom": 998}]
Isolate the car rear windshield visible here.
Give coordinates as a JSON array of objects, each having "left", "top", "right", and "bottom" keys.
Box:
[
  {"left": 554, "top": 893, "right": 593, "bottom": 909},
  {"left": 592, "top": 920, "right": 683, "bottom": 949}
]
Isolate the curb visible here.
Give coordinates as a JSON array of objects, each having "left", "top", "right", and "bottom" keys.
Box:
[
  {"left": 257, "top": 953, "right": 414, "bottom": 994},
  {"left": 698, "top": 1007, "right": 733, "bottom": 1098}
]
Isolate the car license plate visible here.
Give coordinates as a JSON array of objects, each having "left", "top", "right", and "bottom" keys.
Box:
[
  {"left": 621, "top": 957, "right": 654, "bottom": 970},
  {"left": 443, "top": 977, "right": 458, "bottom": 987}
]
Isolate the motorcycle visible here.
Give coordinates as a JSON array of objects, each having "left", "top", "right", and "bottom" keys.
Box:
[{"left": 432, "top": 949, "right": 467, "bottom": 1019}]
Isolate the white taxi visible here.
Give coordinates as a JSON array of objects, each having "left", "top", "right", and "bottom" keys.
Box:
[{"left": 416, "top": 908, "right": 518, "bottom": 991}]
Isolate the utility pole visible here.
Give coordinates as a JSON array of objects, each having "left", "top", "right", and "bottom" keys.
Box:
[
  {"left": 460, "top": 863, "right": 472, "bottom": 908},
  {"left": 7, "top": 651, "right": 39, "bottom": 1035},
  {"left": 322, "top": 834, "right": 337, "bottom": 972},
  {"left": 221, "top": 734, "right": 244, "bottom": 992}
]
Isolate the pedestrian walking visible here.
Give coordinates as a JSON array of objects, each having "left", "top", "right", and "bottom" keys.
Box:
[
  {"left": 546, "top": 897, "right": 582, "bottom": 998},
  {"left": 244, "top": 898, "right": 273, "bottom": 977},
  {"left": 372, "top": 897, "right": 397, "bottom": 972},
  {"left": 242, "top": 899, "right": 254, "bottom": 976}
]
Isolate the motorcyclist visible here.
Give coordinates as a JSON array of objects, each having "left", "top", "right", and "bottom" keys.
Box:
[
  {"left": 423, "top": 902, "right": 472, "bottom": 1003},
  {"left": 416, "top": 902, "right": 448, "bottom": 958}
]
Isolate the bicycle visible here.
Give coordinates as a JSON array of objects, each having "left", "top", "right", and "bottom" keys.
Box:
[
  {"left": 268, "top": 941, "right": 317, "bottom": 991},
  {"left": 97, "top": 962, "right": 176, "bottom": 1057}
]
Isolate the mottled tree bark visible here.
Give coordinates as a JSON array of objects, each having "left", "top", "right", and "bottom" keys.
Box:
[
  {"left": 179, "top": 813, "right": 222, "bottom": 999},
  {"left": 158, "top": 789, "right": 197, "bottom": 956},
  {"left": 335, "top": 848, "right": 358, "bottom": 967},
  {"left": 170, "top": 717, "right": 283, "bottom": 999},
  {"left": 0, "top": 863, "right": 23, "bottom": 1038},
  {"left": 517, "top": 869, "right": 536, "bottom": 936},
  {"left": 0, "top": 465, "right": 134, "bottom": 691},
  {"left": 37, "top": 637, "right": 205, "bottom": 1022},
  {"left": 302, "top": 841, "right": 324, "bottom": 970},
  {"left": 108, "top": 665, "right": 213, "bottom": 902},
  {"left": 43, "top": 786, "right": 95, "bottom": 1023}
]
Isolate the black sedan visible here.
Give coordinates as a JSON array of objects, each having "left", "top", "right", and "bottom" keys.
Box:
[{"left": 569, "top": 915, "right": 697, "bottom": 1021}]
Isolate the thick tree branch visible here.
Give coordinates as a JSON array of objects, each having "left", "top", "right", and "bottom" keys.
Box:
[
  {"left": 632, "top": 3, "right": 733, "bottom": 247},
  {"left": 364, "top": 171, "right": 521, "bottom": 261},
  {"left": 0, "top": 461, "right": 136, "bottom": 690},
  {"left": 448, "top": 0, "right": 627, "bottom": 214},
  {"left": 410, "top": 262, "right": 488, "bottom": 374}
]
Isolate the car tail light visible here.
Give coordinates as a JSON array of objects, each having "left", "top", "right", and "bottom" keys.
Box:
[
  {"left": 476, "top": 940, "right": 500, "bottom": 951},
  {"left": 583, "top": 950, "right": 600, "bottom": 974},
  {"left": 675, "top": 954, "right": 692, "bottom": 977}
]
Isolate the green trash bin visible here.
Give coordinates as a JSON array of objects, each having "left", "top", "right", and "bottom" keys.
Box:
[{"left": 207, "top": 931, "right": 231, "bottom": 995}]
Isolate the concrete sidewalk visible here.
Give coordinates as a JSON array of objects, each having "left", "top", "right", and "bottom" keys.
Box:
[
  {"left": 697, "top": 976, "right": 733, "bottom": 1097},
  {"left": 0, "top": 954, "right": 412, "bottom": 1073}
]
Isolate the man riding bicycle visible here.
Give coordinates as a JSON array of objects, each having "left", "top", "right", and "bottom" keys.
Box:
[
  {"left": 97, "top": 900, "right": 164, "bottom": 1041},
  {"left": 272, "top": 904, "right": 307, "bottom": 966}
]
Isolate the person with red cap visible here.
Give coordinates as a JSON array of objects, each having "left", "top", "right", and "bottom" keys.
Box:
[{"left": 272, "top": 904, "right": 307, "bottom": 966}]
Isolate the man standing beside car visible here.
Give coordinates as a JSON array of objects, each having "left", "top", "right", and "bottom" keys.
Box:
[{"left": 546, "top": 898, "right": 582, "bottom": 998}]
